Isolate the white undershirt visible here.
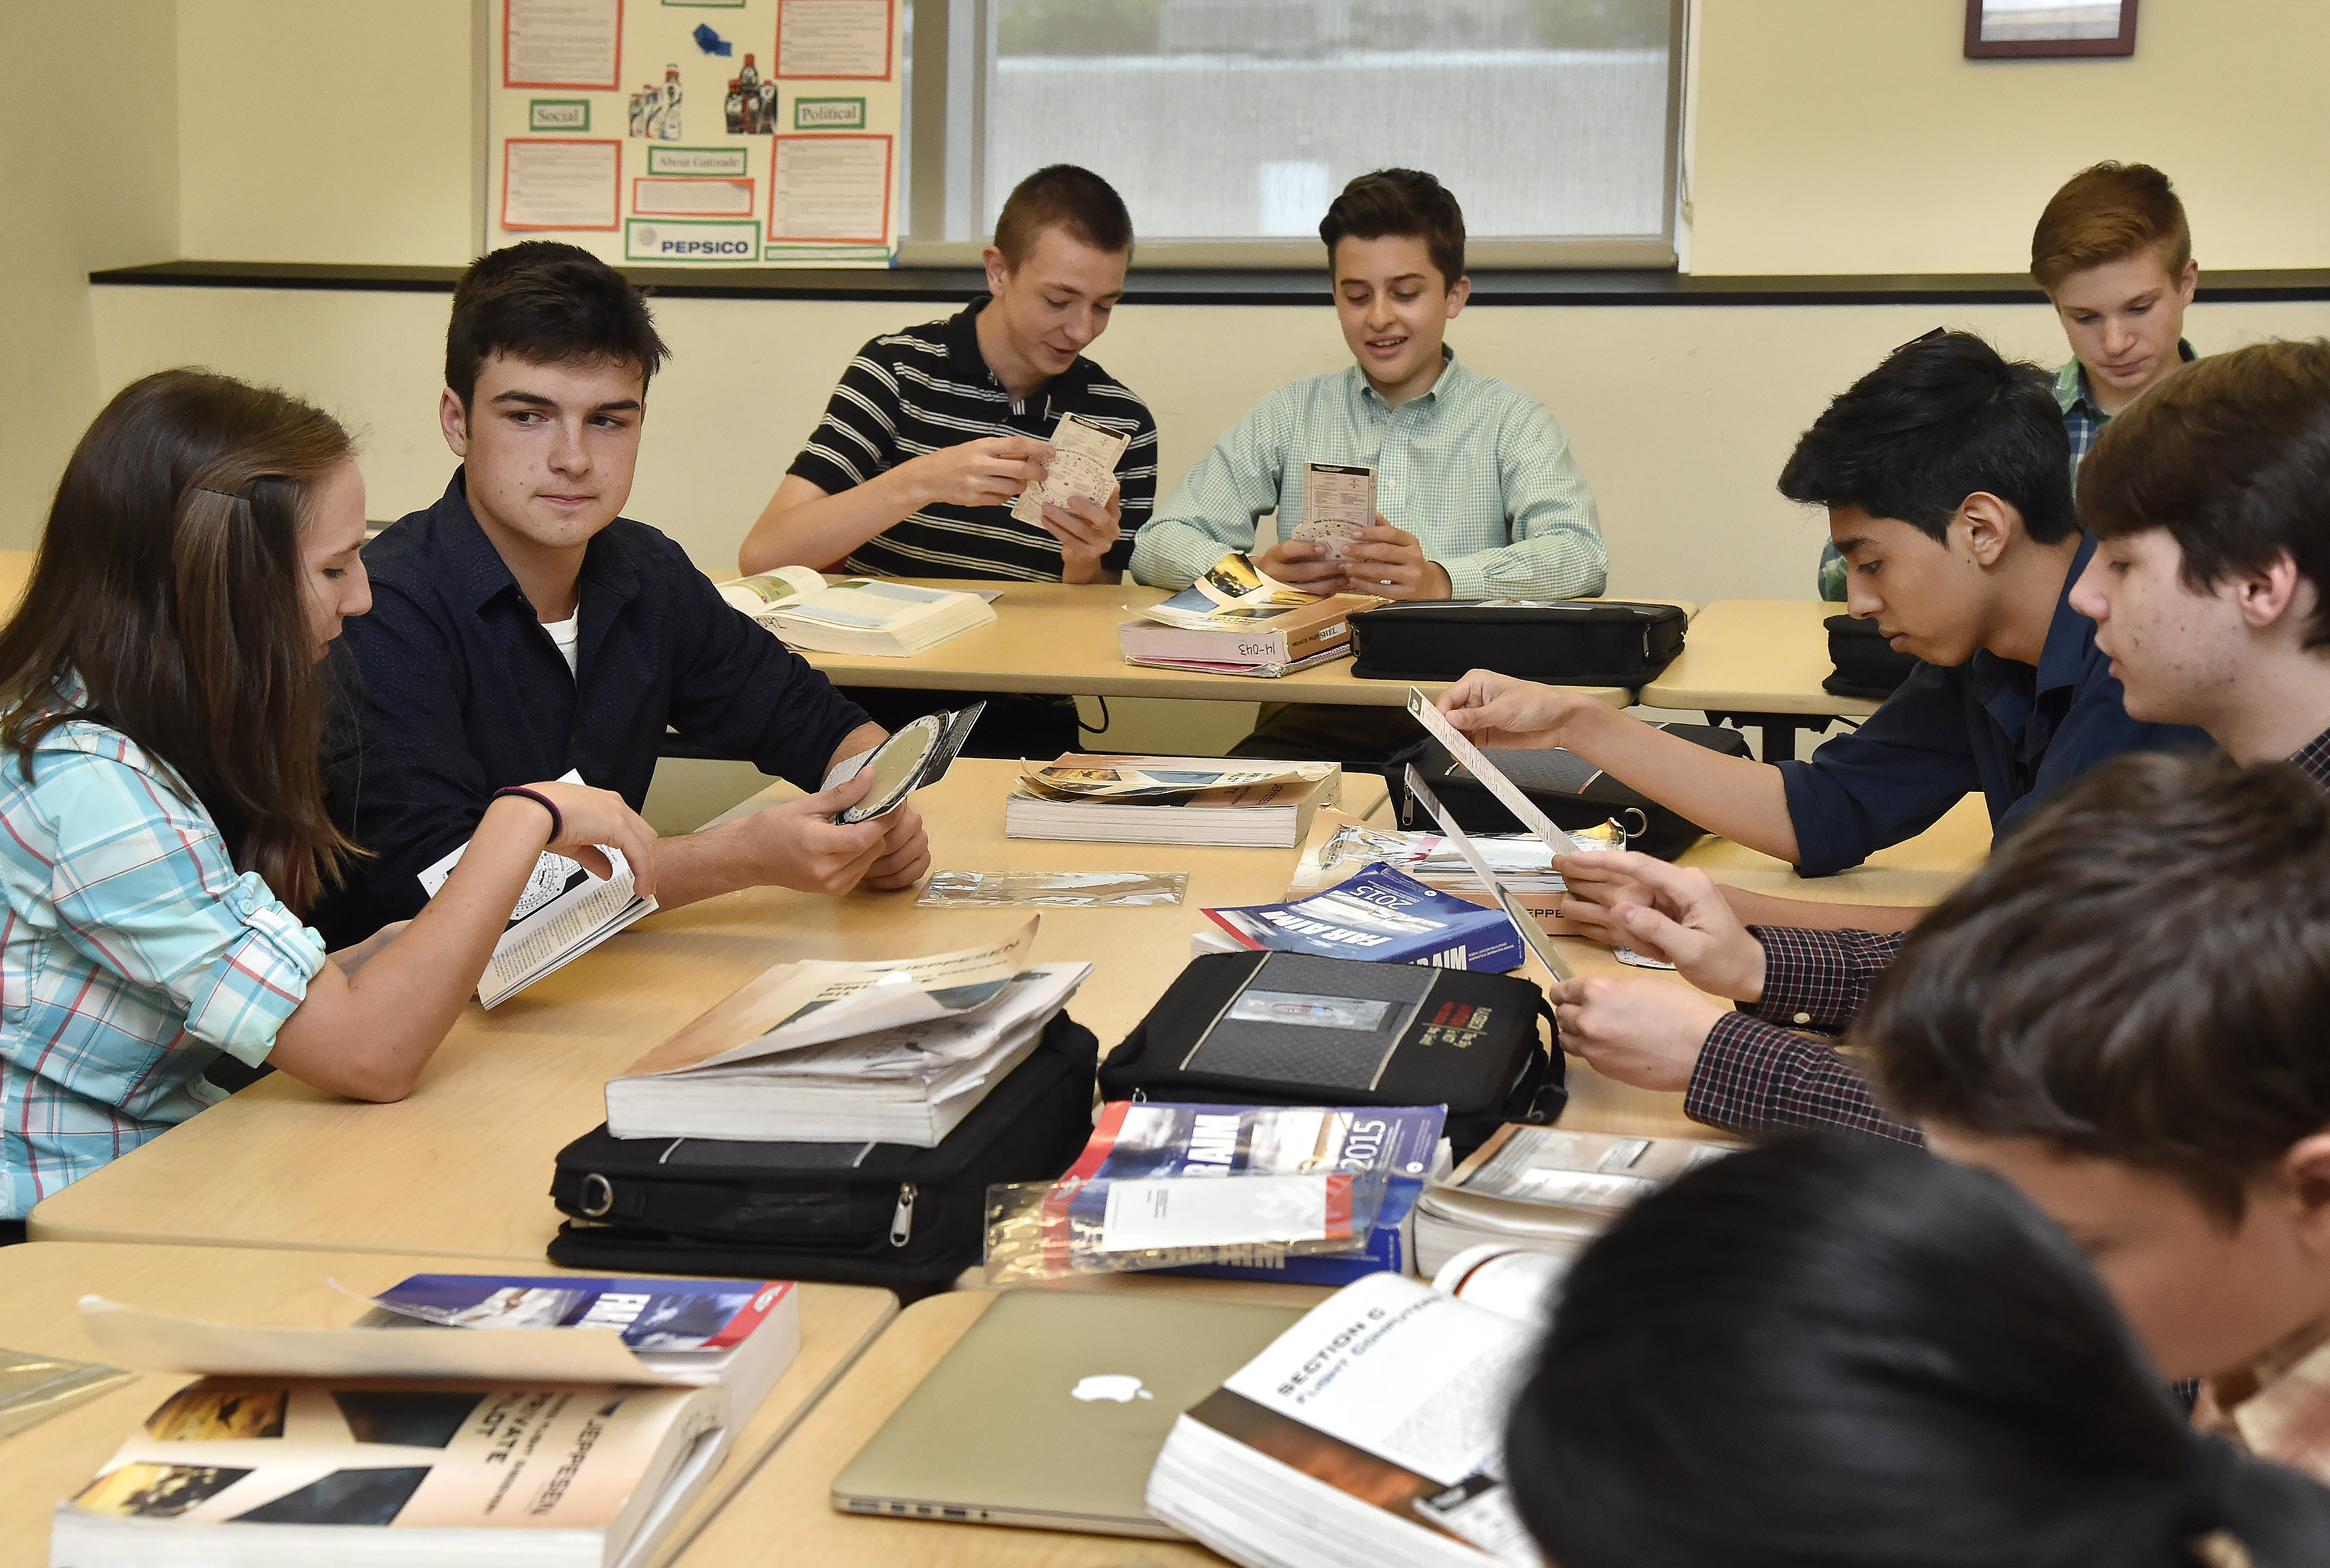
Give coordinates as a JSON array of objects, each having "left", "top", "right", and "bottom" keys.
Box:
[{"left": 542, "top": 608, "right": 581, "bottom": 676}]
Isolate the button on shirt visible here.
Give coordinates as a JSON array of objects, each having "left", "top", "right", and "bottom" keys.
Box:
[
  {"left": 0, "top": 677, "right": 326, "bottom": 1218},
  {"left": 312, "top": 471, "right": 871, "bottom": 948},
  {"left": 1128, "top": 351, "right": 1606, "bottom": 600},
  {"left": 787, "top": 297, "right": 1159, "bottom": 581},
  {"left": 1780, "top": 532, "right": 2212, "bottom": 878}
]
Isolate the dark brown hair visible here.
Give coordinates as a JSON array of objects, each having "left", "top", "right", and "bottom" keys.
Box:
[
  {"left": 0, "top": 369, "right": 359, "bottom": 912},
  {"left": 2030, "top": 162, "right": 2192, "bottom": 294},
  {"left": 992, "top": 165, "right": 1134, "bottom": 268},
  {"left": 2080, "top": 339, "right": 2330, "bottom": 648},
  {"left": 446, "top": 240, "right": 669, "bottom": 409},
  {"left": 1860, "top": 752, "right": 2330, "bottom": 1219},
  {"left": 1320, "top": 168, "right": 1465, "bottom": 290}
]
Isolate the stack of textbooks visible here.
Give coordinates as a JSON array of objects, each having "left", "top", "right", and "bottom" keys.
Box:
[
  {"left": 718, "top": 570, "right": 997, "bottom": 657},
  {"left": 1118, "top": 550, "right": 1383, "bottom": 677},
  {"left": 1194, "top": 863, "right": 1525, "bottom": 972},
  {"left": 1005, "top": 755, "right": 1341, "bottom": 849},
  {"left": 1413, "top": 1124, "right": 1736, "bottom": 1275},
  {"left": 1118, "top": 589, "right": 1385, "bottom": 677},
  {"left": 1048, "top": 1103, "right": 1449, "bottom": 1284},
  {"left": 56, "top": 1272, "right": 800, "bottom": 1567},
  {"left": 1145, "top": 1270, "right": 1543, "bottom": 1567},
  {"left": 604, "top": 918, "right": 1089, "bottom": 1147}
]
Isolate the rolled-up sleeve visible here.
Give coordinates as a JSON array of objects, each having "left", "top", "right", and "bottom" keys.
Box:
[
  {"left": 1437, "top": 401, "right": 1607, "bottom": 601},
  {"left": 1774, "top": 663, "right": 1979, "bottom": 876},
  {"left": 39, "top": 751, "right": 324, "bottom": 1068}
]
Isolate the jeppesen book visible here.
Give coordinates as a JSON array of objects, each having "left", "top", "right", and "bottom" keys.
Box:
[
  {"left": 1056, "top": 1102, "right": 1448, "bottom": 1285},
  {"left": 1196, "top": 863, "right": 1524, "bottom": 972}
]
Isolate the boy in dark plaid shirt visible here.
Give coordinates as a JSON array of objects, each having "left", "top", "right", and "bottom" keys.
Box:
[
  {"left": 1548, "top": 341, "right": 2330, "bottom": 1143},
  {"left": 1863, "top": 749, "right": 2330, "bottom": 1485}
]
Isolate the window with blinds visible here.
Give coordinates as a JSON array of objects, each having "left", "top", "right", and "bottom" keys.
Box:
[{"left": 903, "top": 0, "right": 1684, "bottom": 267}]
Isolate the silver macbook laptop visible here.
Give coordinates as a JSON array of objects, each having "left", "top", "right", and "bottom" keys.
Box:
[{"left": 832, "top": 1288, "right": 1308, "bottom": 1538}]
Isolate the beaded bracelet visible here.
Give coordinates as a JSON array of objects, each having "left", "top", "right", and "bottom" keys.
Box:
[{"left": 492, "top": 785, "right": 565, "bottom": 845}]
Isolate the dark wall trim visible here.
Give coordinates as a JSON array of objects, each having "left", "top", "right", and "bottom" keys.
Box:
[{"left": 89, "top": 259, "right": 2330, "bottom": 308}]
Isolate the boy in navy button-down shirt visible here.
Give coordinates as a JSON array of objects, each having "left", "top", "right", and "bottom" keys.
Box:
[
  {"left": 312, "top": 243, "right": 925, "bottom": 948},
  {"left": 1441, "top": 331, "right": 2204, "bottom": 922}
]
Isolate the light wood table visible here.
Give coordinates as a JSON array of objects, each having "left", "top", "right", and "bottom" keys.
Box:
[
  {"left": 1640, "top": 598, "right": 1881, "bottom": 761},
  {"left": 29, "top": 762, "right": 1389, "bottom": 1259},
  {"left": 0, "top": 1243, "right": 896, "bottom": 1568},
  {"left": 788, "top": 580, "right": 1638, "bottom": 710},
  {"left": 670, "top": 1290, "right": 1231, "bottom": 1568}
]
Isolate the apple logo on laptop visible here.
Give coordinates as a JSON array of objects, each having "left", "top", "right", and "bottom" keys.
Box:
[{"left": 1070, "top": 1374, "right": 1154, "bottom": 1404}]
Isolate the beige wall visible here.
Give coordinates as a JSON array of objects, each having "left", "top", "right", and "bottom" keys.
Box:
[
  {"left": 175, "top": 0, "right": 476, "bottom": 266},
  {"left": 24, "top": 2, "right": 2330, "bottom": 575},
  {"left": 160, "top": 0, "right": 2330, "bottom": 274},
  {"left": 1688, "top": 0, "right": 2330, "bottom": 275},
  {"left": 87, "top": 286, "right": 2330, "bottom": 610},
  {"left": 0, "top": 1, "right": 180, "bottom": 547}
]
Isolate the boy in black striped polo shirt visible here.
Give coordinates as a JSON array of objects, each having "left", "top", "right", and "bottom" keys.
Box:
[{"left": 741, "top": 165, "right": 1158, "bottom": 586}]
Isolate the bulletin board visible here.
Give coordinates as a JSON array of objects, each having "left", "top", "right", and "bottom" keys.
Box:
[{"left": 485, "top": 0, "right": 904, "bottom": 268}]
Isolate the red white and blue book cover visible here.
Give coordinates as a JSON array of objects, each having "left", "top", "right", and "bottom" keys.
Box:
[
  {"left": 1062, "top": 1103, "right": 1447, "bottom": 1284},
  {"left": 368, "top": 1275, "right": 791, "bottom": 1353},
  {"left": 1202, "top": 863, "right": 1524, "bottom": 972}
]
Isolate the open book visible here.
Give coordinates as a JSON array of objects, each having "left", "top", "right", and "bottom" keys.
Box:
[
  {"left": 78, "top": 1273, "right": 801, "bottom": 1419},
  {"left": 718, "top": 570, "right": 997, "bottom": 657},
  {"left": 1145, "top": 1269, "right": 1548, "bottom": 1567},
  {"left": 416, "top": 773, "right": 654, "bottom": 1009},
  {"left": 1415, "top": 1124, "right": 1736, "bottom": 1276},
  {"left": 51, "top": 1274, "right": 781, "bottom": 1568},
  {"left": 604, "top": 918, "right": 1087, "bottom": 1145}
]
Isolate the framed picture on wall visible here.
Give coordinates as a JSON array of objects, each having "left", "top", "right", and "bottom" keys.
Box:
[{"left": 1965, "top": 0, "right": 2138, "bottom": 58}]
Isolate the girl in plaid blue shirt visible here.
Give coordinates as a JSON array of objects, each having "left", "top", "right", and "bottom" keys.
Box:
[{"left": 0, "top": 371, "right": 660, "bottom": 1224}]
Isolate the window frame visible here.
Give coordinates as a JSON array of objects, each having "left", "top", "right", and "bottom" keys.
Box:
[{"left": 899, "top": 0, "right": 1687, "bottom": 271}]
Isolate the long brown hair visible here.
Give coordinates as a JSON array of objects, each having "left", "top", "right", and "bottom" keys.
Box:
[{"left": 0, "top": 369, "right": 358, "bottom": 912}]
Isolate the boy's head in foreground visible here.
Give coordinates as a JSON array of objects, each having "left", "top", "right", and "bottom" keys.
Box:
[
  {"left": 1863, "top": 751, "right": 2330, "bottom": 1383},
  {"left": 1509, "top": 1135, "right": 2329, "bottom": 1568}
]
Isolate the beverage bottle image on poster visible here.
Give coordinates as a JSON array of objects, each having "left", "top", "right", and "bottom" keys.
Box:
[{"left": 490, "top": 0, "right": 903, "bottom": 268}]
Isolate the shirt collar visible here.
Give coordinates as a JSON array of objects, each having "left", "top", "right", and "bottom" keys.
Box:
[
  {"left": 2196, "top": 1326, "right": 2330, "bottom": 1483},
  {"left": 2032, "top": 532, "right": 2103, "bottom": 694},
  {"left": 1355, "top": 346, "right": 1465, "bottom": 414},
  {"left": 943, "top": 295, "right": 1092, "bottom": 413},
  {"left": 425, "top": 467, "right": 641, "bottom": 617},
  {"left": 2059, "top": 339, "right": 2200, "bottom": 418},
  {"left": 2289, "top": 725, "right": 2330, "bottom": 789}
]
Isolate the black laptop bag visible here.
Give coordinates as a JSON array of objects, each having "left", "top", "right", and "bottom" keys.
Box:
[
  {"left": 546, "top": 1012, "right": 1098, "bottom": 1299},
  {"left": 1384, "top": 723, "right": 1754, "bottom": 862},
  {"left": 1349, "top": 600, "right": 1688, "bottom": 686},
  {"left": 1823, "top": 614, "right": 1921, "bottom": 699},
  {"left": 1097, "top": 952, "right": 1562, "bottom": 1160}
]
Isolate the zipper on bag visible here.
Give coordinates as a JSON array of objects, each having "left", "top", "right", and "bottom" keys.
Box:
[{"left": 889, "top": 1183, "right": 917, "bottom": 1247}]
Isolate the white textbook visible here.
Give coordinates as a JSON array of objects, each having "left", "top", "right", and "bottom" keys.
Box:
[
  {"left": 1145, "top": 1271, "right": 1546, "bottom": 1567},
  {"left": 724, "top": 574, "right": 997, "bottom": 658}
]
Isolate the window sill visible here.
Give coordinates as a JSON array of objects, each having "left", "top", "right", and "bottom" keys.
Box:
[{"left": 87, "top": 260, "right": 2330, "bottom": 307}]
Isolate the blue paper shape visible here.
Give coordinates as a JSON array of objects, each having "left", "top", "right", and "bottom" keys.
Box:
[{"left": 692, "top": 23, "right": 733, "bottom": 56}]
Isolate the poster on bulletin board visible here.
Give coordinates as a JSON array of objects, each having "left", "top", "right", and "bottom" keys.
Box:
[{"left": 485, "top": 0, "right": 903, "bottom": 268}]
